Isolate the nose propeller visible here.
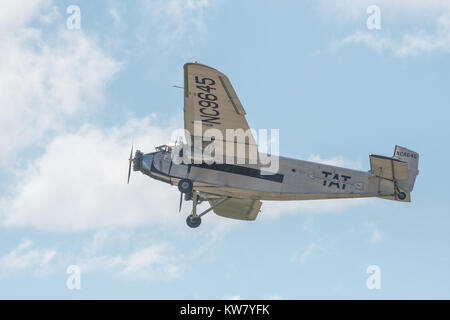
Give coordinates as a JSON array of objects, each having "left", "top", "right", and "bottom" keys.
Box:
[{"left": 127, "top": 143, "right": 133, "bottom": 184}]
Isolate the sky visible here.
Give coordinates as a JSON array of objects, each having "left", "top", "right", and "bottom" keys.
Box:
[{"left": 0, "top": 0, "right": 449, "bottom": 299}]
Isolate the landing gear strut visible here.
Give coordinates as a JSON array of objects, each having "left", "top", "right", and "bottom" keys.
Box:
[
  {"left": 185, "top": 191, "right": 230, "bottom": 228},
  {"left": 394, "top": 183, "right": 407, "bottom": 200},
  {"left": 397, "top": 191, "right": 406, "bottom": 200}
]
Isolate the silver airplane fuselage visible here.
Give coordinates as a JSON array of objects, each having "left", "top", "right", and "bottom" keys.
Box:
[{"left": 134, "top": 149, "right": 382, "bottom": 201}]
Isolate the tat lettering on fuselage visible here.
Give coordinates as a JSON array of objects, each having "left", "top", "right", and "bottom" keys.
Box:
[{"left": 321, "top": 171, "right": 352, "bottom": 190}]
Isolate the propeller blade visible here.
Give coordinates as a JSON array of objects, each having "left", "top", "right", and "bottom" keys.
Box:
[
  {"left": 179, "top": 193, "right": 183, "bottom": 212},
  {"left": 127, "top": 144, "right": 133, "bottom": 184}
]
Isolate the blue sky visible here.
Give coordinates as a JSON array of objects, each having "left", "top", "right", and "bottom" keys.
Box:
[{"left": 0, "top": 0, "right": 449, "bottom": 299}]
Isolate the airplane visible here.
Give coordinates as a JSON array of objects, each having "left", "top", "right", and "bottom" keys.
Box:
[{"left": 127, "top": 62, "right": 419, "bottom": 228}]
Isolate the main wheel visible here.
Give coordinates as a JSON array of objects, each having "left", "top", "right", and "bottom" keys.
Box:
[
  {"left": 397, "top": 192, "right": 406, "bottom": 200},
  {"left": 186, "top": 215, "right": 201, "bottom": 228},
  {"left": 178, "top": 179, "right": 193, "bottom": 194}
]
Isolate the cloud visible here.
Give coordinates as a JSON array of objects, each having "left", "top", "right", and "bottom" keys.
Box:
[
  {"left": 0, "top": 240, "right": 56, "bottom": 274},
  {"left": 320, "top": 0, "right": 450, "bottom": 56},
  {"left": 292, "top": 243, "right": 321, "bottom": 265},
  {"left": 0, "top": 1, "right": 120, "bottom": 160},
  {"left": 307, "top": 154, "right": 362, "bottom": 170},
  {"left": 113, "top": 244, "right": 184, "bottom": 280},
  {"left": 342, "top": 14, "right": 450, "bottom": 56},
  {"left": 395, "top": 14, "right": 450, "bottom": 55},
  {"left": 0, "top": 117, "right": 184, "bottom": 232},
  {"left": 320, "top": 0, "right": 450, "bottom": 20},
  {"left": 0, "top": 235, "right": 183, "bottom": 281},
  {"left": 367, "top": 220, "right": 383, "bottom": 244},
  {"left": 0, "top": 0, "right": 50, "bottom": 31},
  {"left": 0, "top": 0, "right": 232, "bottom": 285},
  {"left": 0, "top": 115, "right": 241, "bottom": 235},
  {"left": 72, "top": 241, "right": 184, "bottom": 281},
  {"left": 144, "top": 0, "right": 216, "bottom": 43},
  {"left": 341, "top": 30, "right": 393, "bottom": 53}
]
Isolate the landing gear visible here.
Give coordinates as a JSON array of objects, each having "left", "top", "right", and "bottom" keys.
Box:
[
  {"left": 186, "top": 215, "right": 201, "bottom": 228},
  {"left": 178, "top": 179, "right": 193, "bottom": 194},
  {"left": 394, "top": 183, "right": 407, "bottom": 200},
  {"left": 397, "top": 191, "right": 406, "bottom": 200},
  {"left": 184, "top": 192, "right": 202, "bottom": 204},
  {"left": 184, "top": 191, "right": 230, "bottom": 228}
]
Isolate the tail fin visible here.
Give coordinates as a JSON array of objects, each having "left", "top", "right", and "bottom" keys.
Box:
[
  {"left": 392, "top": 145, "right": 419, "bottom": 192},
  {"left": 370, "top": 145, "right": 419, "bottom": 202}
]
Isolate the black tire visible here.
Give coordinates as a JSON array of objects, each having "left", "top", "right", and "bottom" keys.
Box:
[
  {"left": 186, "top": 215, "right": 201, "bottom": 228},
  {"left": 178, "top": 179, "right": 193, "bottom": 194},
  {"left": 397, "top": 192, "right": 406, "bottom": 200}
]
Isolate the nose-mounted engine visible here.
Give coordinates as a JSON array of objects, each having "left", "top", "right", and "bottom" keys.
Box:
[{"left": 133, "top": 150, "right": 144, "bottom": 171}]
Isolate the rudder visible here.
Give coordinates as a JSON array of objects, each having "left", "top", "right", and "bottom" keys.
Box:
[{"left": 392, "top": 145, "right": 419, "bottom": 192}]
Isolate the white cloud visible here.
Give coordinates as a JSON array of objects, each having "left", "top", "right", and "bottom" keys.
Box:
[
  {"left": 110, "top": 7, "right": 121, "bottom": 24},
  {"left": 0, "top": 0, "right": 50, "bottom": 32},
  {"left": 0, "top": 114, "right": 239, "bottom": 234},
  {"left": 144, "top": 0, "right": 216, "bottom": 43},
  {"left": 342, "top": 15, "right": 450, "bottom": 56},
  {"left": 292, "top": 243, "right": 320, "bottom": 265},
  {"left": 70, "top": 240, "right": 184, "bottom": 281},
  {"left": 0, "top": 239, "right": 56, "bottom": 274},
  {"left": 0, "top": 1, "right": 120, "bottom": 159},
  {"left": 320, "top": 0, "right": 450, "bottom": 20},
  {"left": 114, "top": 244, "right": 184, "bottom": 280},
  {"left": 341, "top": 30, "right": 393, "bottom": 53},
  {"left": 1, "top": 117, "right": 184, "bottom": 232},
  {"left": 307, "top": 154, "right": 362, "bottom": 170},
  {"left": 320, "top": 0, "right": 450, "bottom": 56},
  {"left": 367, "top": 220, "right": 383, "bottom": 244},
  {"left": 0, "top": 1, "right": 228, "bottom": 284},
  {"left": 0, "top": 235, "right": 183, "bottom": 281}
]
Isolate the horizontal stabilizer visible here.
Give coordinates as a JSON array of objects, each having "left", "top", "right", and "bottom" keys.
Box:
[{"left": 370, "top": 154, "right": 409, "bottom": 181}]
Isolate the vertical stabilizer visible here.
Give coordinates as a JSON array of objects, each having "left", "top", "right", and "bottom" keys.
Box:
[{"left": 392, "top": 145, "right": 419, "bottom": 192}]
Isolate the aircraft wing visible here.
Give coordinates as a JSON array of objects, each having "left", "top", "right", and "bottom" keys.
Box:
[
  {"left": 208, "top": 198, "right": 262, "bottom": 221},
  {"left": 183, "top": 63, "right": 258, "bottom": 163}
]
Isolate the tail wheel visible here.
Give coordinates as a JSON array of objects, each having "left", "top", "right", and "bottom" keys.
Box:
[{"left": 397, "top": 192, "right": 406, "bottom": 200}]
